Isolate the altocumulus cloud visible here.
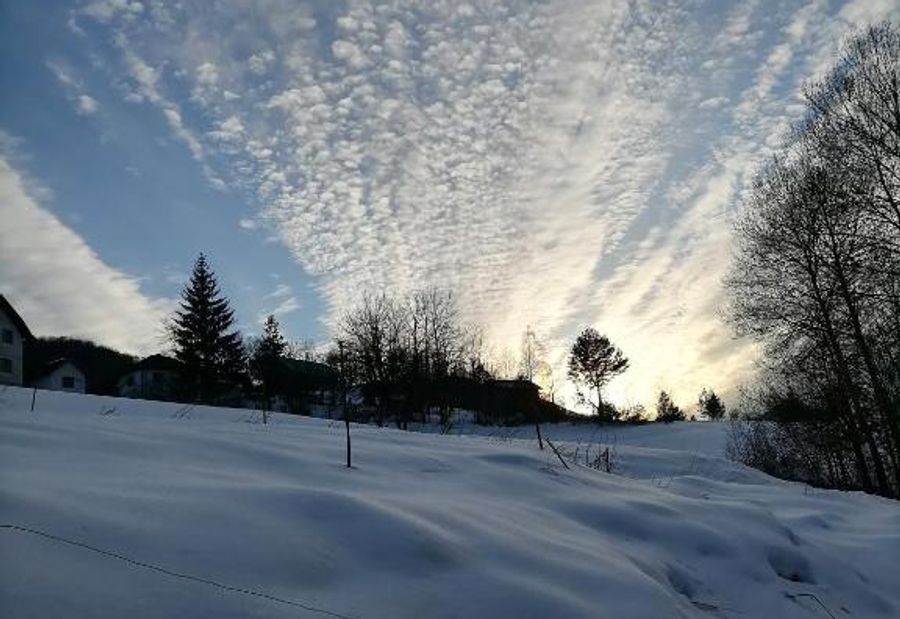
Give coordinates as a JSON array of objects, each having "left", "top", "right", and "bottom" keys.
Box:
[
  {"left": 46, "top": 58, "right": 100, "bottom": 117},
  {"left": 73, "top": 0, "right": 899, "bottom": 406},
  {"left": 0, "top": 141, "right": 172, "bottom": 355}
]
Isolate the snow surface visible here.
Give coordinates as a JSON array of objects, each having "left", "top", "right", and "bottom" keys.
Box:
[{"left": 1, "top": 387, "right": 898, "bottom": 618}]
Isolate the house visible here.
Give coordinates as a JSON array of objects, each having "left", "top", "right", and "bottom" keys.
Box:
[
  {"left": 117, "top": 354, "right": 180, "bottom": 400},
  {"left": 275, "top": 358, "right": 340, "bottom": 412},
  {"left": 481, "top": 379, "right": 542, "bottom": 424},
  {"left": 0, "top": 294, "right": 34, "bottom": 386},
  {"left": 33, "top": 358, "right": 87, "bottom": 393},
  {"left": 281, "top": 358, "right": 339, "bottom": 393}
]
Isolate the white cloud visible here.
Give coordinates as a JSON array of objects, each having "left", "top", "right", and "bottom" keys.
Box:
[
  {"left": 257, "top": 284, "right": 301, "bottom": 322},
  {"left": 113, "top": 44, "right": 226, "bottom": 190},
  {"left": 195, "top": 62, "right": 218, "bottom": 86},
  {"left": 81, "top": 0, "right": 143, "bottom": 23},
  {"left": 270, "top": 296, "right": 301, "bottom": 318},
  {"left": 332, "top": 40, "right": 368, "bottom": 69},
  {"left": 76, "top": 94, "right": 99, "bottom": 115},
  {"left": 267, "top": 284, "right": 292, "bottom": 299},
  {"left": 46, "top": 58, "right": 100, "bottom": 117},
  {"left": 208, "top": 115, "right": 244, "bottom": 144},
  {"left": 46, "top": 59, "right": 77, "bottom": 88},
  {"left": 698, "top": 96, "right": 730, "bottom": 110},
  {"left": 247, "top": 51, "right": 274, "bottom": 75},
  {"left": 0, "top": 151, "right": 172, "bottom": 355}
]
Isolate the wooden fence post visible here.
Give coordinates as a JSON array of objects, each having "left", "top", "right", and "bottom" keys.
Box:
[
  {"left": 345, "top": 416, "right": 352, "bottom": 468},
  {"left": 545, "top": 438, "right": 570, "bottom": 470}
]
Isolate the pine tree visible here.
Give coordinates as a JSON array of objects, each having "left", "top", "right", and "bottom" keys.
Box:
[
  {"left": 170, "top": 254, "right": 245, "bottom": 402},
  {"left": 567, "top": 327, "right": 629, "bottom": 420},
  {"left": 656, "top": 391, "right": 685, "bottom": 423},
  {"left": 251, "top": 314, "right": 287, "bottom": 410},
  {"left": 698, "top": 388, "right": 726, "bottom": 420}
]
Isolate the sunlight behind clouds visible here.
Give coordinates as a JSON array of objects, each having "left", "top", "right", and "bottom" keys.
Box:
[{"left": 72, "top": 0, "right": 899, "bottom": 408}]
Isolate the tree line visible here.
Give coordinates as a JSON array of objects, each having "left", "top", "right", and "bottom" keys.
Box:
[
  {"left": 165, "top": 254, "right": 725, "bottom": 425},
  {"left": 727, "top": 22, "right": 900, "bottom": 498}
]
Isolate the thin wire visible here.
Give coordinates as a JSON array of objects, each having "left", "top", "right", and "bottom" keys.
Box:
[{"left": 1, "top": 523, "right": 354, "bottom": 619}]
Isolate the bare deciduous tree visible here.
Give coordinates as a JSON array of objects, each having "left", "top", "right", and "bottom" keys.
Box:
[
  {"left": 519, "top": 326, "right": 543, "bottom": 382},
  {"left": 727, "top": 22, "right": 900, "bottom": 497},
  {"left": 336, "top": 288, "right": 479, "bottom": 428}
]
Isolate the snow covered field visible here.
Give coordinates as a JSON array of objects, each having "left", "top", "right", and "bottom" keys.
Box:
[{"left": 1, "top": 387, "right": 898, "bottom": 618}]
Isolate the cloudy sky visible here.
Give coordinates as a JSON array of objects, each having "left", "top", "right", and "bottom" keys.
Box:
[{"left": 2, "top": 0, "right": 898, "bottom": 410}]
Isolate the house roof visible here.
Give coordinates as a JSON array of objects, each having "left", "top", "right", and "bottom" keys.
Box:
[
  {"left": 0, "top": 294, "right": 34, "bottom": 341},
  {"left": 39, "top": 357, "right": 83, "bottom": 377},
  {"left": 280, "top": 358, "right": 339, "bottom": 380},
  {"left": 133, "top": 354, "right": 181, "bottom": 372}
]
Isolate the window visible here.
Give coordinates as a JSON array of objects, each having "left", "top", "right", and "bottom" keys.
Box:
[
  {"left": 62, "top": 376, "right": 75, "bottom": 389},
  {"left": 0, "top": 358, "right": 11, "bottom": 374},
  {"left": 1, "top": 329, "right": 12, "bottom": 345}
]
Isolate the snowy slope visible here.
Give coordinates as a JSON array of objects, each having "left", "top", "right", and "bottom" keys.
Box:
[{"left": 1, "top": 387, "right": 898, "bottom": 618}]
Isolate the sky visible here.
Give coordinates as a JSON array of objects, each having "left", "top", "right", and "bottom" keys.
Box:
[{"left": 2, "top": 0, "right": 898, "bottom": 411}]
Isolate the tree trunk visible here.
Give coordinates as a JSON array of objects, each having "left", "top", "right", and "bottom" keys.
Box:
[{"left": 827, "top": 233, "right": 896, "bottom": 494}]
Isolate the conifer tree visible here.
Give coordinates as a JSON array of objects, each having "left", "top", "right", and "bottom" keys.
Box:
[
  {"left": 656, "top": 391, "right": 685, "bottom": 423},
  {"left": 170, "top": 254, "right": 245, "bottom": 402},
  {"left": 567, "top": 327, "right": 629, "bottom": 419},
  {"left": 251, "top": 314, "right": 287, "bottom": 410},
  {"left": 698, "top": 388, "right": 726, "bottom": 420}
]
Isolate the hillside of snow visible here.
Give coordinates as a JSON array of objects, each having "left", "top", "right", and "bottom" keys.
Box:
[{"left": 1, "top": 387, "right": 898, "bottom": 618}]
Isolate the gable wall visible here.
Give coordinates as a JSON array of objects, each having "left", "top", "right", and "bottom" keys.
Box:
[{"left": 0, "top": 307, "right": 25, "bottom": 386}]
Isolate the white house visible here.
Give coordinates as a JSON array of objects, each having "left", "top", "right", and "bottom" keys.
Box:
[
  {"left": 0, "top": 294, "right": 34, "bottom": 386},
  {"left": 117, "top": 354, "right": 180, "bottom": 400},
  {"left": 33, "top": 358, "right": 87, "bottom": 393}
]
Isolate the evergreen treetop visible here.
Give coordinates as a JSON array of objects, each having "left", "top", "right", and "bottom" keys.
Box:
[
  {"left": 170, "top": 253, "right": 244, "bottom": 401},
  {"left": 699, "top": 388, "right": 726, "bottom": 420},
  {"left": 567, "top": 327, "right": 629, "bottom": 418},
  {"left": 656, "top": 390, "right": 685, "bottom": 423},
  {"left": 255, "top": 314, "right": 287, "bottom": 361}
]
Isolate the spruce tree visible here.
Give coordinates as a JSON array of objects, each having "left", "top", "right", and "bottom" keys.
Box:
[
  {"left": 170, "top": 254, "right": 245, "bottom": 402},
  {"left": 251, "top": 314, "right": 287, "bottom": 410},
  {"left": 656, "top": 391, "right": 685, "bottom": 423},
  {"left": 698, "top": 388, "right": 726, "bottom": 420}
]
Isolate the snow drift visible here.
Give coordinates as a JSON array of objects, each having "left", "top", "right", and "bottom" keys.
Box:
[{"left": 1, "top": 387, "right": 898, "bottom": 618}]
